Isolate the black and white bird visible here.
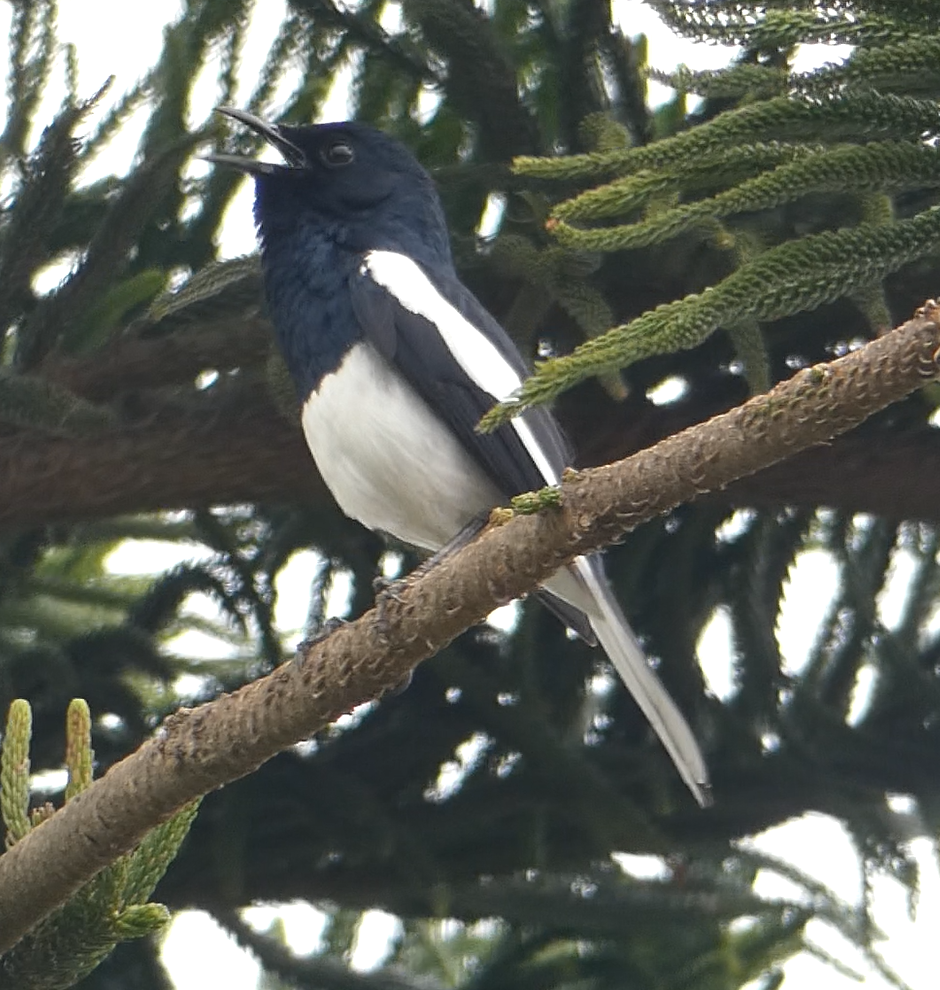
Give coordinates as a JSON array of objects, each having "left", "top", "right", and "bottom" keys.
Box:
[{"left": 209, "top": 109, "right": 710, "bottom": 806}]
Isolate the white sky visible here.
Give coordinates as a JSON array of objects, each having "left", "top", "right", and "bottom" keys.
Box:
[{"left": 9, "top": 1, "right": 936, "bottom": 988}]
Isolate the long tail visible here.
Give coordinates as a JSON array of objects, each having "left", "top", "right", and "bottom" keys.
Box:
[{"left": 548, "top": 559, "right": 711, "bottom": 807}]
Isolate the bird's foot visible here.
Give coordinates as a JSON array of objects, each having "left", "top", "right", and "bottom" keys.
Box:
[
  {"left": 365, "top": 581, "right": 414, "bottom": 695},
  {"left": 297, "top": 616, "right": 346, "bottom": 653},
  {"left": 373, "top": 573, "right": 410, "bottom": 604},
  {"left": 372, "top": 512, "right": 491, "bottom": 611},
  {"left": 373, "top": 575, "right": 412, "bottom": 648}
]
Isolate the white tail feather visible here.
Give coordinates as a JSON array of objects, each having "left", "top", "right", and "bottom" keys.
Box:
[{"left": 547, "top": 560, "right": 711, "bottom": 807}]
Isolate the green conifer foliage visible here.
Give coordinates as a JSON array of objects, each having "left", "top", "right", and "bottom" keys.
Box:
[
  {"left": 0, "top": 700, "right": 199, "bottom": 989},
  {"left": 489, "top": 7, "right": 940, "bottom": 414}
]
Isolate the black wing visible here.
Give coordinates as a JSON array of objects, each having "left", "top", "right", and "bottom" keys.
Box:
[{"left": 348, "top": 257, "right": 570, "bottom": 499}]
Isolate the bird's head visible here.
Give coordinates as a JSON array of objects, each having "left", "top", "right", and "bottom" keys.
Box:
[{"left": 207, "top": 109, "right": 452, "bottom": 266}]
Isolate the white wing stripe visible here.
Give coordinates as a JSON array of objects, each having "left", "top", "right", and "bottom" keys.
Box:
[
  {"left": 511, "top": 418, "right": 559, "bottom": 485},
  {"left": 362, "top": 250, "right": 558, "bottom": 485}
]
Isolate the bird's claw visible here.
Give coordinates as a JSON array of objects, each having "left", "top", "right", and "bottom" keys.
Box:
[
  {"left": 372, "top": 574, "right": 409, "bottom": 602},
  {"left": 372, "top": 574, "right": 412, "bottom": 647},
  {"left": 297, "top": 616, "right": 346, "bottom": 652}
]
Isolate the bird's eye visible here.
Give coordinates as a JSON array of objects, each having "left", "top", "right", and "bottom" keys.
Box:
[{"left": 321, "top": 140, "right": 355, "bottom": 167}]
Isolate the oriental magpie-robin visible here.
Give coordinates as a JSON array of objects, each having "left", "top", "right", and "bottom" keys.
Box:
[{"left": 209, "top": 109, "right": 709, "bottom": 806}]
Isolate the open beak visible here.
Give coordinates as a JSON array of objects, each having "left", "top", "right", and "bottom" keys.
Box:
[{"left": 204, "top": 107, "right": 306, "bottom": 174}]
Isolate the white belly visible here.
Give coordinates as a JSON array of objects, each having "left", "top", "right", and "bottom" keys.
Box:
[{"left": 301, "top": 343, "right": 503, "bottom": 551}]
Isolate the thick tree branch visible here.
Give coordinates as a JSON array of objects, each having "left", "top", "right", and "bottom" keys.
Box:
[
  {"left": 720, "top": 432, "right": 940, "bottom": 518},
  {"left": 44, "top": 317, "right": 271, "bottom": 402},
  {"left": 0, "top": 383, "right": 321, "bottom": 528},
  {"left": 0, "top": 306, "right": 939, "bottom": 953},
  {"left": 3, "top": 374, "right": 940, "bottom": 529}
]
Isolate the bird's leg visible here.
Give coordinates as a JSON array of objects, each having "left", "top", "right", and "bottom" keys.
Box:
[
  {"left": 417, "top": 511, "right": 492, "bottom": 573},
  {"left": 373, "top": 511, "right": 491, "bottom": 603},
  {"left": 373, "top": 510, "right": 491, "bottom": 646}
]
